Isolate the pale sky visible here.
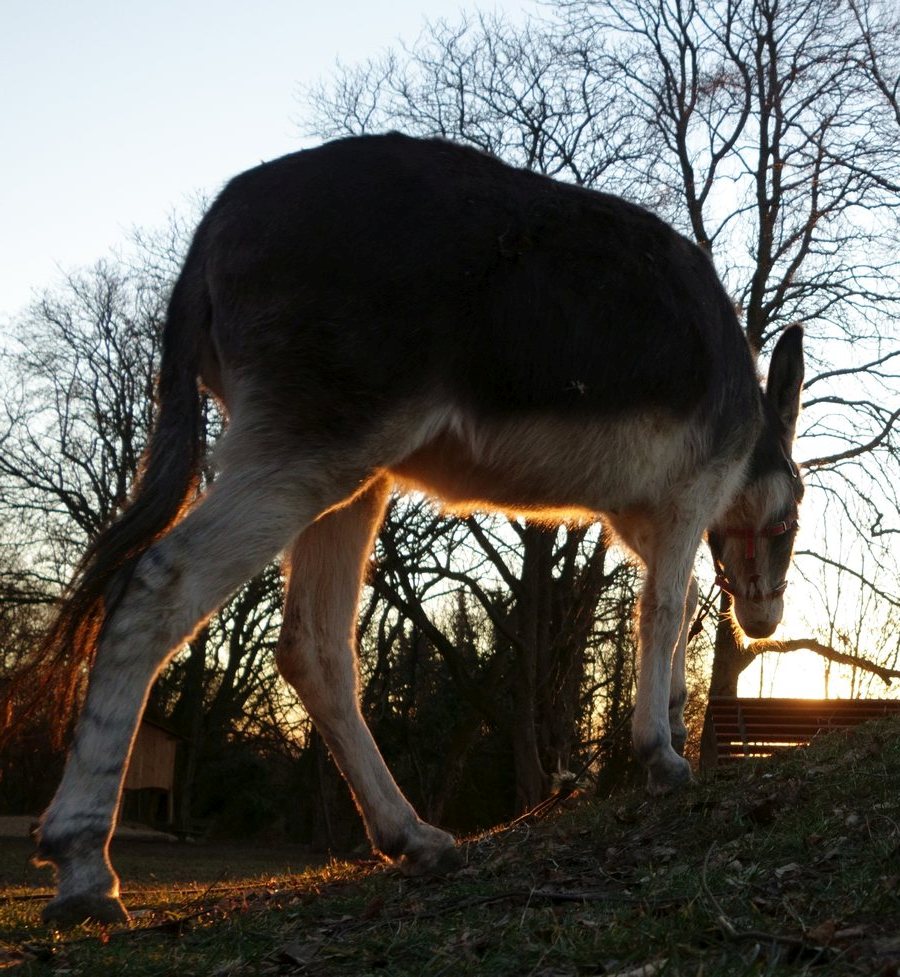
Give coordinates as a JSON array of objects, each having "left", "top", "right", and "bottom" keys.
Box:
[
  {"left": 0, "top": 0, "right": 534, "bottom": 323},
  {"left": 0, "top": 1, "right": 886, "bottom": 701}
]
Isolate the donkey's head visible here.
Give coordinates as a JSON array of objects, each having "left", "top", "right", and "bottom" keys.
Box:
[{"left": 708, "top": 326, "right": 805, "bottom": 639}]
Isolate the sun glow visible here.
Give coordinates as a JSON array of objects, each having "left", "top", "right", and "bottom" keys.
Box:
[
  {"left": 738, "top": 647, "right": 831, "bottom": 699},
  {"left": 735, "top": 597, "right": 899, "bottom": 701}
]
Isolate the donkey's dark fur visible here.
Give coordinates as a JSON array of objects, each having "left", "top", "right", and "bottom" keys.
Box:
[
  {"left": 197, "top": 134, "right": 757, "bottom": 430},
  {"left": 34, "top": 133, "right": 804, "bottom": 925}
]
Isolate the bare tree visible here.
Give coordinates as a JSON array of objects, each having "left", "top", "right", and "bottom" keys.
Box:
[
  {"left": 304, "top": 0, "right": 900, "bottom": 778},
  {"left": 0, "top": 243, "right": 289, "bottom": 826},
  {"left": 305, "top": 13, "right": 646, "bottom": 187},
  {"left": 556, "top": 0, "right": 900, "bottom": 721},
  {"left": 0, "top": 263, "right": 163, "bottom": 584},
  {"left": 356, "top": 494, "right": 632, "bottom": 815}
]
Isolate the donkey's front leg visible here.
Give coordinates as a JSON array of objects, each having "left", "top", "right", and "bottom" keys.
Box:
[
  {"left": 609, "top": 510, "right": 697, "bottom": 793},
  {"left": 632, "top": 559, "right": 696, "bottom": 795},
  {"left": 668, "top": 575, "right": 698, "bottom": 757}
]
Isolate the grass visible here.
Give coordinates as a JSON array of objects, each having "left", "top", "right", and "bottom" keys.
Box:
[{"left": 3, "top": 719, "right": 900, "bottom": 975}]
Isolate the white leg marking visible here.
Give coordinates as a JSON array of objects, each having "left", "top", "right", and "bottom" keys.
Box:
[{"left": 609, "top": 506, "right": 707, "bottom": 794}]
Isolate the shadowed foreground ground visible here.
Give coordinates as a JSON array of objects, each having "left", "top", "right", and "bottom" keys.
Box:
[{"left": 3, "top": 718, "right": 900, "bottom": 976}]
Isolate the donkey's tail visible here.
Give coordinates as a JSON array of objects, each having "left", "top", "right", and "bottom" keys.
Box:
[{"left": 3, "top": 269, "right": 210, "bottom": 747}]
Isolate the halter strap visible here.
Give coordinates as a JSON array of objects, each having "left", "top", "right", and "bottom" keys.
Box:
[
  {"left": 713, "top": 514, "right": 798, "bottom": 601},
  {"left": 714, "top": 573, "right": 789, "bottom": 601},
  {"left": 719, "top": 517, "right": 799, "bottom": 560}
]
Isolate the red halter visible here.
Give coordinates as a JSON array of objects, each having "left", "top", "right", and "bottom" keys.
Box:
[{"left": 713, "top": 515, "right": 798, "bottom": 601}]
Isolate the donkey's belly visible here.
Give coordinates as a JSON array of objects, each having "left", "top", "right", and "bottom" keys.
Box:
[{"left": 390, "top": 411, "right": 704, "bottom": 519}]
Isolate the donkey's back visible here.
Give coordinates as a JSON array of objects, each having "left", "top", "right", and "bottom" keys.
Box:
[{"left": 192, "top": 133, "right": 759, "bottom": 457}]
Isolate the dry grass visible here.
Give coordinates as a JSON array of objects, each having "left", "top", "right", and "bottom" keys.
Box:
[{"left": 3, "top": 718, "right": 900, "bottom": 976}]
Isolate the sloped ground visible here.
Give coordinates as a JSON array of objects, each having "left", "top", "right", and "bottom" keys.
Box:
[{"left": 3, "top": 718, "right": 900, "bottom": 976}]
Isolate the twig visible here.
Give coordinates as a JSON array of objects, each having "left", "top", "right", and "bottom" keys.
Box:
[
  {"left": 700, "top": 842, "right": 738, "bottom": 938},
  {"left": 173, "top": 869, "right": 229, "bottom": 914},
  {"left": 700, "top": 843, "right": 824, "bottom": 952},
  {"left": 506, "top": 707, "right": 634, "bottom": 827}
]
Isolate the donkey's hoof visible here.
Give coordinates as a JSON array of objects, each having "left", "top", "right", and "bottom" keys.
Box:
[
  {"left": 43, "top": 893, "right": 129, "bottom": 927},
  {"left": 399, "top": 842, "right": 462, "bottom": 877},
  {"left": 646, "top": 754, "right": 693, "bottom": 797},
  {"left": 396, "top": 826, "right": 462, "bottom": 877}
]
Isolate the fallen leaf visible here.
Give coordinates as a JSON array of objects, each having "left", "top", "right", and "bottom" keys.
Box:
[
  {"left": 277, "top": 941, "right": 322, "bottom": 967},
  {"left": 211, "top": 960, "right": 246, "bottom": 977},
  {"left": 775, "top": 863, "right": 802, "bottom": 879},
  {"left": 807, "top": 919, "right": 838, "bottom": 945},
  {"left": 746, "top": 797, "right": 780, "bottom": 825},
  {"left": 604, "top": 959, "right": 668, "bottom": 977},
  {"left": 0, "top": 946, "right": 35, "bottom": 971}
]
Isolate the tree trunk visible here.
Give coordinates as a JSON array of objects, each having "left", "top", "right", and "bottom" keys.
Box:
[
  {"left": 512, "top": 525, "right": 609, "bottom": 809},
  {"left": 595, "top": 596, "right": 638, "bottom": 793},
  {"left": 511, "top": 524, "right": 553, "bottom": 811},
  {"left": 700, "top": 594, "right": 755, "bottom": 771},
  {"left": 169, "top": 628, "right": 209, "bottom": 833}
]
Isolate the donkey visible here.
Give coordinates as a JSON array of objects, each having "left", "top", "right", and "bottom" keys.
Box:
[{"left": 35, "top": 132, "right": 804, "bottom": 924}]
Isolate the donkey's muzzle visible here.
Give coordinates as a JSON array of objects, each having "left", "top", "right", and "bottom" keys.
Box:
[{"left": 733, "top": 597, "right": 784, "bottom": 639}]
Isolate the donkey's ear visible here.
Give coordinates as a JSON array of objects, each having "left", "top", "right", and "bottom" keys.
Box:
[{"left": 766, "top": 325, "right": 804, "bottom": 443}]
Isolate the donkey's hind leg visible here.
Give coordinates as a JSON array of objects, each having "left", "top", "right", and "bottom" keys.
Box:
[
  {"left": 38, "top": 466, "right": 335, "bottom": 925},
  {"left": 276, "top": 477, "right": 459, "bottom": 875}
]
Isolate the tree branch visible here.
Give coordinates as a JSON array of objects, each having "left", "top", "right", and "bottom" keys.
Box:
[{"left": 748, "top": 636, "right": 900, "bottom": 685}]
